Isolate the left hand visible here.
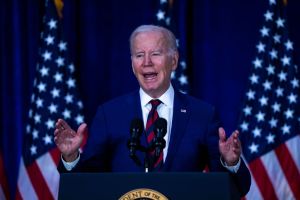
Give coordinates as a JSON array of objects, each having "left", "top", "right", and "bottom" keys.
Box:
[{"left": 218, "top": 127, "right": 241, "bottom": 166}]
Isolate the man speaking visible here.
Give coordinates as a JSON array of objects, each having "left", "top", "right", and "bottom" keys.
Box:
[{"left": 54, "top": 24, "right": 251, "bottom": 196}]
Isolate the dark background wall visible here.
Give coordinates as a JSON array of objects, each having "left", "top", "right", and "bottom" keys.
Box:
[{"left": 1, "top": 0, "right": 300, "bottom": 196}]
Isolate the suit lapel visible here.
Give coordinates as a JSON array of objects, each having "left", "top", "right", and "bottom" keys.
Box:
[
  {"left": 163, "top": 91, "right": 190, "bottom": 171},
  {"left": 127, "top": 90, "right": 143, "bottom": 120},
  {"left": 132, "top": 91, "right": 149, "bottom": 150},
  {"left": 125, "top": 90, "right": 147, "bottom": 170}
]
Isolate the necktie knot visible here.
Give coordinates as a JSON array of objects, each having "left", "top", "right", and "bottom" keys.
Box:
[{"left": 149, "top": 99, "right": 161, "bottom": 110}]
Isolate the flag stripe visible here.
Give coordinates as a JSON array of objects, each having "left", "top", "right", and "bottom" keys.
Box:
[
  {"left": 242, "top": 156, "right": 263, "bottom": 200},
  {"left": 50, "top": 147, "right": 61, "bottom": 165},
  {"left": 17, "top": 158, "right": 38, "bottom": 200},
  {"left": 0, "top": 153, "right": 8, "bottom": 200},
  {"left": 27, "top": 160, "right": 54, "bottom": 200},
  {"left": 15, "top": 188, "right": 22, "bottom": 200},
  {"left": 249, "top": 158, "right": 277, "bottom": 200},
  {"left": 0, "top": 184, "right": 6, "bottom": 200},
  {"left": 0, "top": 186, "right": 6, "bottom": 200},
  {"left": 36, "top": 152, "right": 60, "bottom": 199},
  {"left": 285, "top": 135, "right": 300, "bottom": 173},
  {"left": 275, "top": 142, "right": 300, "bottom": 199},
  {"left": 261, "top": 149, "right": 294, "bottom": 200},
  {"left": 245, "top": 174, "right": 263, "bottom": 200}
]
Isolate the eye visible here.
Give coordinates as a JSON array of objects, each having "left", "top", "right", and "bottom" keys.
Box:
[
  {"left": 134, "top": 53, "right": 144, "bottom": 58},
  {"left": 152, "top": 51, "right": 162, "bottom": 56}
]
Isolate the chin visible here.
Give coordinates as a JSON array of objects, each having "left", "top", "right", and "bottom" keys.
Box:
[
  {"left": 144, "top": 87, "right": 157, "bottom": 93},
  {"left": 142, "top": 82, "right": 158, "bottom": 90}
]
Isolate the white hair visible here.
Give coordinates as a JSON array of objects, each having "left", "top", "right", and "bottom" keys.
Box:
[{"left": 129, "top": 25, "right": 178, "bottom": 55}]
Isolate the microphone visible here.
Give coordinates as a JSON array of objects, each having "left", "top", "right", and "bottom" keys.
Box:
[
  {"left": 154, "top": 118, "right": 167, "bottom": 157},
  {"left": 127, "top": 118, "right": 143, "bottom": 159}
]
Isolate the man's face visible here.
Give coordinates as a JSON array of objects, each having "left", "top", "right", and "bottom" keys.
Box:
[{"left": 131, "top": 31, "right": 178, "bottom": 98}]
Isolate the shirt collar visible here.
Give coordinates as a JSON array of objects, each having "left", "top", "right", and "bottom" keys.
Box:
[{"left": 139, "top": 85, "right": 174, "bottom": 108}]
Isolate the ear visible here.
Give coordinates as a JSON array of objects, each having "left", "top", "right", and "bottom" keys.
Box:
[{"left": 171, "top": 51, "right": 179, "bottom": 71}]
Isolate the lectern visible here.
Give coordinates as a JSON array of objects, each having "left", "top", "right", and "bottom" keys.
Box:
[{"left": 58, "top": 172, "right": 240, "bottom": 200}]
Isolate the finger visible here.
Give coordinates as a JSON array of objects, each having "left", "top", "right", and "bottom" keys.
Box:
[
  {"left": 55, "top": 119, "right": 63, "bottom": 130},
  {"left": 232, "top": 131, "right": 240, "bottom": 147},
  {"left": 77, "top": 123, "right": 87, "bottom": 136},
  {"left": 55, "top": 118, "right": 69, "bottom": 130},
  {"left": 54, "top": 136, "right": 59, "bottom": 145},
  {"left": 54, "top": 134, "right": 63, "bottom": 146},
  {"left": 54, "top": 123, "right": 70, "bottom": 142},
  {"left": 227, "top": 130, "right": 238, "bottom": 144},
  {"left": 233, "top": 130, "right": 239, "bottom": 139},
  {"left": 56, "top": 119, "right": 63, "bottom": 127},
  {"left": 60, "top": 119, "right": 72, "bottom": 130},
  {"left": 218, "top": 127, "right": 226, "bottom": 142},
  {"left": 236, "top": 139, "right": 241, "bottom": 149},
  {"left": 233, "top": 140, "right": 241, "bottom": 152},
  {"left": 54, "top": 129, "right": 67, "bottom": 141},
  {"left": 54, "top": 128, "right": 60, "bottom": 136}
]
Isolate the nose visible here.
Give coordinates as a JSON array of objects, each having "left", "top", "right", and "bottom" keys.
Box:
[{"left": 144, "top": 54, "right": 153, "bottom": 66}]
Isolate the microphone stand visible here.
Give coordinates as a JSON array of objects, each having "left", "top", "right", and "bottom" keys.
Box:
[
  {"left": 128, "top": 137, "right": 166, "bottom": 173},
  {"left": 127, "top": 118, "right": 167, "bottom": 173},
  {"left": 144, "top": 153, "right": 150, "bottom": 173}
]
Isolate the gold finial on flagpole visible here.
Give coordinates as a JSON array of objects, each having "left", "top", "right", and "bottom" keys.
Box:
[{"left": 54, "top": 0, "right": 64, "bottom": 18}]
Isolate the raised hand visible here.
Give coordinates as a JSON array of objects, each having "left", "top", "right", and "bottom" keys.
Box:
[
  {"left": 218, "top": 127, "right": 241, "bottom": 166},
  {"left": 54, "top": 118, "right": 87, "bottom": 162}
]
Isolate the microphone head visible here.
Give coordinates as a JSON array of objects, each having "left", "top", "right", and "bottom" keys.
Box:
[
  {"left": 154, "top": 118, "right": 167, "bottom": 137},
  {"left": 130, "top": 118, "right": 144, "bottom": 137}
]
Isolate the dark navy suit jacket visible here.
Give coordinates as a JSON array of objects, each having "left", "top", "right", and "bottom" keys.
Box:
[{"left": 58, "top": 89, "right": 251, "bottom": 196}]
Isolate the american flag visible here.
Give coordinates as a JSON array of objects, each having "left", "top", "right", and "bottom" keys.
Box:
[
  {"left": 16, "top": 0, "right": 84, "bottom": 199},
  {"left": 155, "top": 0, "right": 189, "bottom": 93},
  {"left": 239, "top": 0, "right": 300, "bottom": 199}
]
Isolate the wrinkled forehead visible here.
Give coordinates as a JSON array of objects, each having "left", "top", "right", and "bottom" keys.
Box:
[{"left": 132, "top": 31, "right": 168, "bottom": 50}]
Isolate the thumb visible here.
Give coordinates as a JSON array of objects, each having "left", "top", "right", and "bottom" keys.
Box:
[
  {"left": 77, "top": 123, "right": 88, "bottom": 136},
  {"left": 218, "top": 127, "right": 226, "bottom": 142}
]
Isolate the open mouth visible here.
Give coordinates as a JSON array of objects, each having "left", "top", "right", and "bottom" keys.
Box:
[{"left": 143, "top": 72, "right": 158, "bottom": 80}]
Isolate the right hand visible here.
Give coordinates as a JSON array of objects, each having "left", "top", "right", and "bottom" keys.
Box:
[{"left": 54, "top": 119, "right": 87, "bottom": 162}]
